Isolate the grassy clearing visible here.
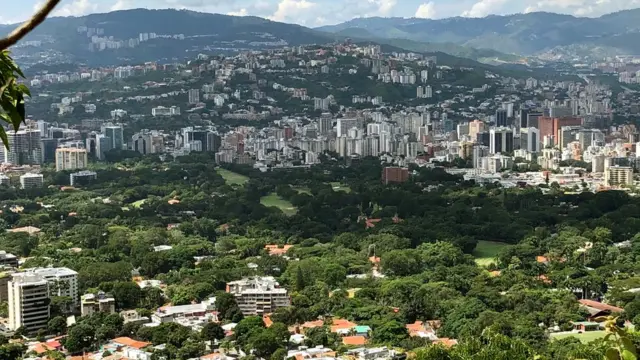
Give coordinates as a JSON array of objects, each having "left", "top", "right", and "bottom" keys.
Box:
[
  {"left": 131, "top": 199, "right": 147, "bottom": 208},
  {"left": 550, "top": 331, "right": 606, "bottom": 344},
  {"left": 293, "top": 186, "right": 312, "bottom": 195},
  {"left": 260, "top": 193, "right": 297, "bottom": 216},
  {"left": 473, "top": 240, "right": 511, "bottom": 267},
  {"left": 329, "top": 182, "right": 351, "bottom": 193},
  {"left": 217, "top": 168, "right": 249, "bottom": 185}
]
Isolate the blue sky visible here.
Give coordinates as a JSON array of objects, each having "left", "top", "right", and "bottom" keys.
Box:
[{"left": 3, "top": 0, "right": 640, "bottom": 26}]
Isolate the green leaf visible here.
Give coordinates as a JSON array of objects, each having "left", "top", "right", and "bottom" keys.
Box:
[
  {"left": 15, "top": 93, "right": 25, "bottom": 127},
  {"left": 605, "top": 348, "right": 620, "bottom": 360},
  {"left": 621, "top": 349, "right": 637, "bottom": 360},
  {"left": 622, "top": 337, "right": 638, "bottom": 356},
  {"left": 0, "top": 126, "right": 9, "bottom": 150},
  {"left": 0, "top": 78, "right": 13, "bottom": 97}
]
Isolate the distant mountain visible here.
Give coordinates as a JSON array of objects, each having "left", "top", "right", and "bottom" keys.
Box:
[
  {"left": 2, "top": 9, "right": 332, "bottom": 66},
  {"left": 317, "top": 9, "right": 640, "bottom": 56}
]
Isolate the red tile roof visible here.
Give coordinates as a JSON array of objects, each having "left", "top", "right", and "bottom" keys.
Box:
[
  {"left": 113, "top": 336, "right": 151, "bottom": 349},
  {"left": 342, "top": 336, "right": 367, "bottom": 346},
  {"left": 579, "top": 299, "right": 623, "bottom": 313}
]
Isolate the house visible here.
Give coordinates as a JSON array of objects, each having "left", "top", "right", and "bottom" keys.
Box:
[
  {"left": 7, "top": 226, "right": 41, "bottom": 235},
  {"left": 406, "top": 321, "right": 437, "bottom": 339},
  {"left": 265, "top": 244, "right": 294, "bottom": 256},
  {"left": 112, "top": 337, "right": 151, "bottom": 350},
  {"left": 434, "top": 338, "right": 458, "bottom": 347},
  {"left": 343, "top": 335, "right": 367, "bottom": 346},
  {"left": 579, "top": 299, "right": 623, "bottom": 320},
  {"left": 572, "top": 321, "right": 600, "bottom": 332}
]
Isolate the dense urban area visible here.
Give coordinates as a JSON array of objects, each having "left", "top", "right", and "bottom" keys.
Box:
[{"left": 5, "top": 5, "right": 640, "bottom": 360}]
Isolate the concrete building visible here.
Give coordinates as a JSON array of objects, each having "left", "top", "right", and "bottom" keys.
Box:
[
  {"left": 0, "top": 174, "right": 9, "bottom": 186},
  {"left": 55, "top": 148, "right": 88, "bottom": 171},
  {"left": 16, "top": 267, "right": 79, "bottom": 306},
  {"left": 81, "top": 292, "right": 116, "bottom": 317},
  {"left": 382, "top": 167, "right": 409, "bottom": 185},
  {"left": 188, "top": 89, "right": 200, "bottom": 105},
  {"left": 226, "top": 277, "right": 290, "bottom": 316},
  {"left": 102, "top": 125, "right": 124, "bottom": 151},
  {"left": 337, "top": 118, "right": 363, "bottom": 138},
  {"left": 605, "top": 166, "right": 633, "bottom": 187},
  {"left": 0, "top": 251, "right": 19, "bottom": 268},
  {"left": 495, "top": 109, "right": 508, "bottom": 127},
  {"left": 489, "top": 127, "right": 514, "bottom": 154},
  {"left": 20, "top": 173, "right": 43, "bottom": 189},
  {"left": 132, "top": 132, "right": 165, "bottom": 155},
  {"left": 4, "top": 129, "right": 42, "bottom": 165},
  {"left": 8, "top": 274, "right": 50, "bottom": 332},
  {"left": 520, "top": 127, "right": 540, "bottom": 153},
  {"left": 70, "top": 170, "right": 97, "bottom": 186}
]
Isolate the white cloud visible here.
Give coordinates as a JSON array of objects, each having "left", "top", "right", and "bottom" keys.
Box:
[
  {"left": 414, "top": 2, "right": 436, "bottom": 18},
  {"left": 269, "top": 0, "right": 316, "bottom": 23},
  {"left": 111, "top": 0, "right": 134, "bottom": 11},
  {"left": 376, "top": 0, "right": 397, "bottom": 16},
  {"left": 53, "top": 0, "right": 100, "bottom": 17},
  {"left": 227, "top": 8, "right": 249, "bottom": 16},
  {"left": 461, "top": 0, "right": 507, "bottom": 17}
]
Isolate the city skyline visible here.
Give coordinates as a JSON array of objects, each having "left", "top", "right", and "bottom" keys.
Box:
[{"left": 2, "top": 0, "right": 640, "bottom": 26}]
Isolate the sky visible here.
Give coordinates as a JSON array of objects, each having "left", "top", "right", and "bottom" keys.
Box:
[{"left": 2, "top": 0, "right": 640, "bottom": 26}]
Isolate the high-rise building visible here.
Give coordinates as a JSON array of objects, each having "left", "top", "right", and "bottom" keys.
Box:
[
  {"left": 520, "top": 127, "right": 540, "bottom": 153},
  {"left": 489, "top": 127, "right": 514, "bottom": 154},
  {"left": 226, "top": 277, "right": 290, "bottom": 316},
  {"left": 188, "top": 89, "right": 200, "bottom": 105},
  {"left": 55, "top": 148, "right": 88, "bottom": 171},
  {"left": 336, "top": 118, "right": 363, "bottom": 138},
  {"left": 95, "top": 134, "right": 113, "bottom": 160},
  {"left": 519, "top": 109, "right": 529, "bottom": 128},
  {"left": 605, "top": 166, "right": 633, "bottom": 187},
  {"left": 527, "top": 112, "right": 543, "bottom": 128},
  {"left": 469, "top": 120, "right": 485, "bottom": 141},
  {"left": 41, "top": 138, "right": 59, "bottom": 164},
  {"left": 382, "top": 167, "right": 409, "bottom": 184},
  {"left": 318, "top": 114, "right": 334, "bottom": 135},
  {"left": 16, "top": 267, "right": 78, "bottom": 306},
  {"left": 102, "top": 125, "right": 124, "bottom": 150},
  {"left": 20, "top": 173, "right": 43, "bottom": 189},
  {"left": 538, "top": 116, "right": 582, "bottom": 139},
  {"left": 473, "top": 145, "right": 490, "bottom": 169},
  {"left": 476, "top": 131, "right": 490, "bottom": 147},
  {"left": 182, "top": 128, "right": 221, "bottom": 152},
  {"left": 425, "top": 85, "right": 433, "bottom": 98},
  {"left": 559, "top": 126, "right": 582, "bottom": 150},
  {"left": 4, "top": 129, "right": 42, "bottom": 165},
  {"left": 495, "top": 109, "right": 508, "bottom": 127},
  {"left": 8, "top": 274, "right": 50, "bottom": 332},
  {"left": 132, "top": 132, "right": 165, "bottom": 155}
]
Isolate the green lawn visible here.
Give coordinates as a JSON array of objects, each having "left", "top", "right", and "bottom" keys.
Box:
[
  {"left": 550, "top": 331, "right": 606, "bottom": 344},
  {"left": 329, "top": 182, "right": 351, "bottom": 193},
  {"left": 293, "top": 186, "right": 312, "bottom": 195},
  {"left": 473, "top": 240, "right": 511, "bottom": 266},
  {"left": 131, "top": 199, "right": 146, "bottom": 208},
  {"left": 217, "top": 168, "right": 249, "bottom": 185},
  {"left": 260, "top": 193, "right": 297, "bottom": 216}
]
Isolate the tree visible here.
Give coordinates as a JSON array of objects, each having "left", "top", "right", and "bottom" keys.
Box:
[
  {"left": 249, "top": 329, "right": 280, "bottom": 358},
  {"left": 215, "top": 291, "right": 239, "bottom": 320},
  {"left": 201, "top": 322, "right": 225, "bottom": 348},
  {"left": 110, "top": 281, "right": 142, "bottom": 310},
  {"left": 371, "top": 320, "right": 409, "bottom": 346},
  {"left": 47, "top": 316, "right": 67, "bottom": 335},
  {"left": 64, "top": 323, "right": 96, "bottom": 354},
  {"left": 234, "top": 316, "right": 265, "bottom": 345}
]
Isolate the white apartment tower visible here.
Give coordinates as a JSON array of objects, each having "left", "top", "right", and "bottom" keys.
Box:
[
  {"left": 188, "top": 89, "right": 200, "bottom": 105},
  {"left": 8, "top": 274, "right": 50, "bottom": 332}
]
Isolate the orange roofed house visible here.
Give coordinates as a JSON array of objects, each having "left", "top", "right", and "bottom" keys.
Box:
[
  {"left": 579, "top": 299, "right": 624, "bottom": 320},
  {"left": 265, "top": 244, "right": 294, "bottom": 256}
]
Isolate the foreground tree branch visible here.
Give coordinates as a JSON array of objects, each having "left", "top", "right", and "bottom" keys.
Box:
[{"left": 0, "top": 0, "right": 61, "bottom": 51}]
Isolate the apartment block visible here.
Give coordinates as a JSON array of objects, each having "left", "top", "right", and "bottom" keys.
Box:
[
  {"left": 55, "top": 147, "right": 88, "bottom": 171},
  {"left": 226, "top": 277, "right": 290, "bottom": 316},
  {"left": 0, "top": 251, "right": 19, "bottom": 268},
  {"left": 605, "top": 166, "right": 633, "bottom": 187},
  {"left": 20, "top": 173, "right": 44, "bottom": 189},
  {"left": 16, "top": 267, "right": 79, "bottom": 306},
  {"left": 8, "top": 274, "right": 50, "bottom": 332}
]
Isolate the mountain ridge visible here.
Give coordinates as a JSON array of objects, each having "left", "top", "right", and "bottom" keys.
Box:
[{"left": 316, "top": 9, "right": 640, "bottom": 56}]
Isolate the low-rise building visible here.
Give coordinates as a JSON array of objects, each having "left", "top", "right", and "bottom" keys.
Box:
[
  {"left": 81, "top": 292, "right": 116, "bottom": 316},
  {"left": 70, "top": 170, "right": 97, "bottom": 186},
  {"left": 20, "top": 173, "right": 43, "bottom": 189},
  {"left": 226, "top": 276, "right": 290, "bottom": 316}
]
